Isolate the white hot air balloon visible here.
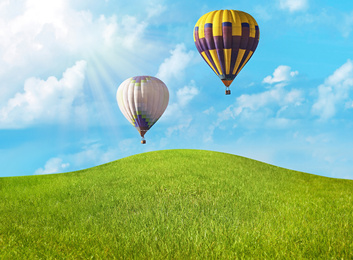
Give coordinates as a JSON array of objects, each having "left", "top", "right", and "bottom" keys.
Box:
[{"left": 117, "top": 76, "right": 169, "bottom": 144}]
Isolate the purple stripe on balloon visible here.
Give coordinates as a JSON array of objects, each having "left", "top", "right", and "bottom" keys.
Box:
[
  {"left": 213, "top": 34, "right": 226, "bottom": 75},
  {"left": 251, "top": 26, "right": 260, "bottom": 52},
  {"left": 198, "top": 50, "right": 221, "bottom": 76},
  {"left": 235, "top": 25, "right": 260, "bottom": 76},
  {"left": 197, "top": 33, "right": 220, "bottom": 75},
  {"left": 255, "top": 26, "right": 260, "bottom": 41},
  {"left": 221, "top": 21, "right": 233, "bottom": 78},
  {"left": 135, "top": 114, "right": 142, "bottom": 131},
  {"left": 229, "top": 35, "right": 241, "bottom": 77},
  {"left": 216, "top": 47, "right": 226, "bottom": 75},
  {"left": 204, "top": 26, "right": 215, "bottom": 50},
  {"left": 194, "top": 27, "right": 203, "bottom": 53},
  {"left": 236, "top": 49, "right": 250, "bottom": 75},
  {"left": 239, "top": 27, "right": 249, "bottom": 49},
  {"left": 247, "top": 37, "right": 255, "bottom": 52},
  {"left": 214, "top": 35, "right": 223, "bottom": 50},
  {"left": 222, "top": 24, "right": 232, "bottom": 49},
  {"left": 251, "top": 39, "right": 259, "bottom": 52},
  {"left": 214, "top": 34, "right": 226, "bottom": 75},
  {"left": 235, "top": 23, "right": 256, "bottom": 76},
  {"left": 199, "top": 37, "right": 208, "bottom": 52},
  {"left": 231, "top": 36, "right": 242, "bottom": 52},
  {"left": 236, "top": 45, "right": 252, "bottom": 75},
  {"left": 204, "top": 49, "right": 220, "bottom": 75}
]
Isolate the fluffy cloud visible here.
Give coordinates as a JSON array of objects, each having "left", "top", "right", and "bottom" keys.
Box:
[
  {"left": 205, "top": 78, "right": 303, "bottom": 141},
  {"left": 34, "top": 140, "right": 119, "bottom": 175},
  {"left": 235, "top": 87, "right": 302, "bottom": 114},
  {"left": 279, "top": 0, "right": 308, "bottom": 12},
  {"left": 203, "top": 106, "right": 215, "bottom": 115},
  {"left": 156, "top": 43, "right": 195, "bottom": 85},
  {"left": 118, "top": 15, "right": 148, "bottom": 50},
  {"left": 0, "top": 0, "right": 85, "bottom": 66},
  {"left": 165, "top": 116, "right": 193, "bottom": 137},
  {"left": 0, "top": 60, "right": 87, "bottom": 128},
  {"left": 0, "top": 0, "right": 154, "bottom": 65},
  {"left": 161, "top": 80, "right": 199, "bottom": 137},
  {"left": 164, "top": 83, "right": 198, "bottom": 137},
  {"left": 35, "top": 157, "right": 70, "bottom": 175},
  {"left": 0, "top": 0, "right": 161, "bottom": 104},
  {"left": 162, "top": 80, "right": 199, "bottom": 120},
  {"left": 312, "top": 59, "right": 353, "bottom": 120},
  {"left": 176, "top": 82, "right": 199, "bottom": 107},
  {"left": 146, "top": 0, "right": 166, "bottom": 19},
  {"left": 155, "top": 43, "right": 198, "bottom": 138},
  {"left": 0, "top": 1, "right": 86, "bottom": 103},
  {"left": 263, "top": 65, "right": 299, "bottom": 85}
]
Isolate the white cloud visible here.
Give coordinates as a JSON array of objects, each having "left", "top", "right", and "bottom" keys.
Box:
[
  {"left": 0, "top": 60, "right": 87, "bottom": 128},
  {"left": 0, "top": 0, "right": 157, "bottom": 104},
  {"left": 265, "top": 117, "right": 296, "bottom": 128},
  {"left": 146, "top": 0, "right": 166, "bottom": 19},
  {"left": 155, "top": 44, "right": 198, "bottom": 139},
  {"left": 166, "top": 116, "right": 192, "bottom": 137},
  {"left": 34, "top": 140, "right": 119, "bottom": 175},
  {"left": 235, "top": 87, "right": 302, "bottom": 113},
  {"left": 164, "top": 87, "right": 197, "bottom": 136},
  {"left": 67, "top": 142, "right": 118, "bottom": 167},
  {"left": 176, "top": 81, "right": 199, "bottom": 107},
  {"left": 0, "top": 1, "right": 88, "bottom": 102},
  {"left": 156, "top": 43, "right": 195, "bottom": 85},
  {"left": 279, "top": 0, "right": 308, "bottom": 12},
  {"left": 35, "top": 157, "right": 70, "bottom": 175},
  {"left": 263, "top": 65, "right": 299, "bottom": 85},
  {"left": 341, "top": 11, "right": 353, "bottom": 38},
  {"left": 119, "top": 15, "right": 148, "bottom": 50},
  {"left": 0, "top": 0, "right": 80, "bottom": 66},
  {"left": 161, "top": 80, "right": 199, "bottom": 138},
  {"left": 203, "top": 106, "right": 215, "bottom": 115},
  {"left": 162, "top": 80, "right": 199, "bottom": 121},
  {"left": 205, "top": 84, "right": 303, "bottom": 142},
  {"left": 0, "top": 0, "right": 151, "bottom": 65},
  {"left": 312, "top": 59, "right": 353, "bottom": 120}
]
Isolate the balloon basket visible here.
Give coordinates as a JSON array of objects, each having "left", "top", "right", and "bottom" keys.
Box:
[
  {"left": 225, "top": 89, "right": 231, "bottom": 95},
  {"left": 141, "top": 139, "right": 146, "bottom": 144}
]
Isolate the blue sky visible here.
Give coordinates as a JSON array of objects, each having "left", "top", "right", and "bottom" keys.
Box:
[{"left": 1, "top": 0, "right": 353, "bottom": 179}]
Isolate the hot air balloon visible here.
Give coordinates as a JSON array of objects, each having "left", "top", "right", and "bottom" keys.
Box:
[
  {"left": 193, "top": 10, "right": 260, "bottom": 95},
  {"left": 116, "top": 76, "right": 169, "bottom": 144}
]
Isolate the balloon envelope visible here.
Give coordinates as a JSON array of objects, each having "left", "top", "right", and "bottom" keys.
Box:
[
  {"left": 193, "top": 10, "right": 260, "bottom": 92},
  {"left": 117, "top": 76, "right": 169, "bottom": 141}
]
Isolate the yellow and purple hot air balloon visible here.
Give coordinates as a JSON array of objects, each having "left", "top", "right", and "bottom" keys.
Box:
[
  {"left": 193, "top": 10, "right": 260, "bottom": 95},
  {"left": 116, "top": 76, "right": 169, "bottom": 144}
]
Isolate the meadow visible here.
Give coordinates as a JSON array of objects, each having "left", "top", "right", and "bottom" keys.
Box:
[{"left": 1, "top": 149, "right": 352, "bottom": 259}]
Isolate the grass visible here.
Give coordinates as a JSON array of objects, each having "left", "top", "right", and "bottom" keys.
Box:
[{"left": 1, "top": 149, "right": 352, "bottom": 259}]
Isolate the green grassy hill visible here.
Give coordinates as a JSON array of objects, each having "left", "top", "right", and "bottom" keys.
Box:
[{"left": 1, "top": 149, "right": 352, "bottom": 259}]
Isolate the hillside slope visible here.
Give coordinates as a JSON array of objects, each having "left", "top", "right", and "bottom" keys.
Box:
[{"left": 1, "top": 149, "right": 352, "bottom": 259}]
